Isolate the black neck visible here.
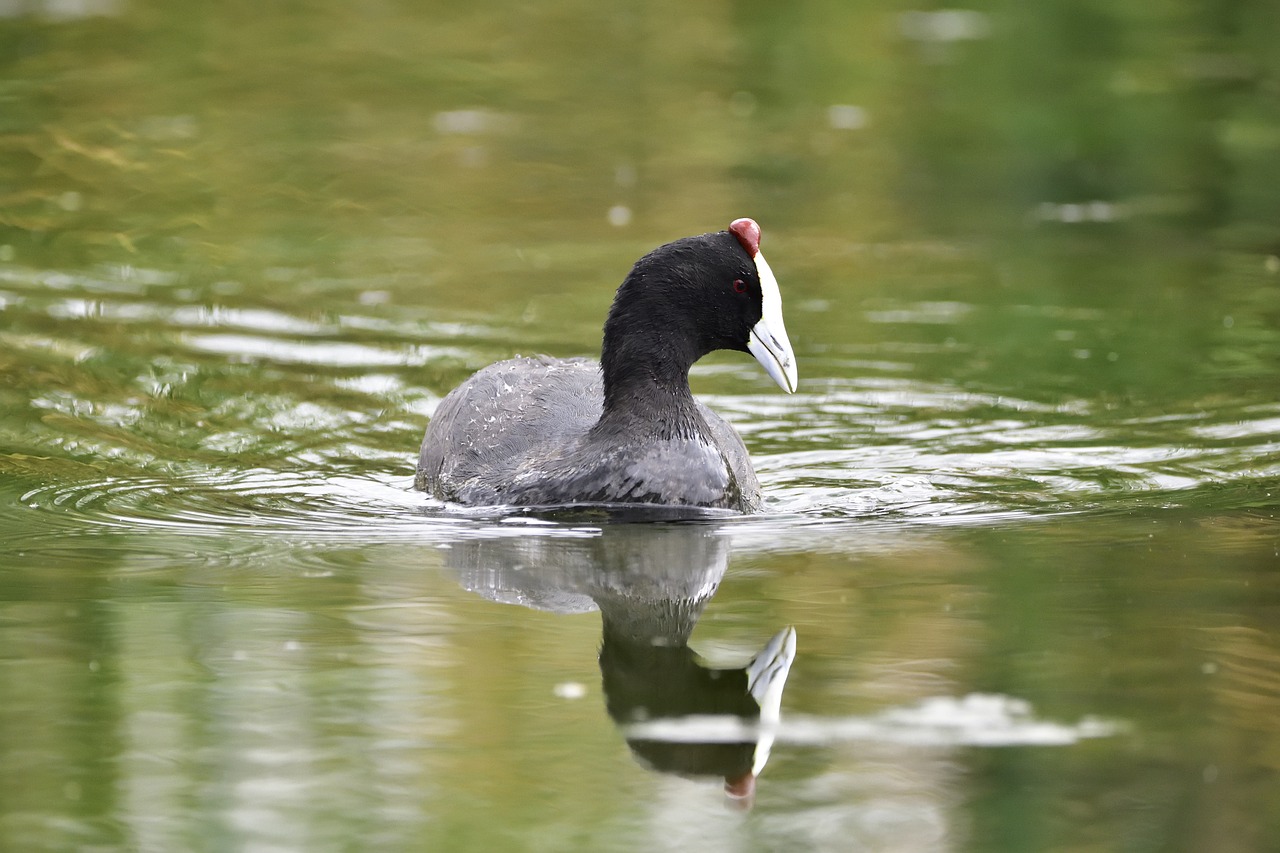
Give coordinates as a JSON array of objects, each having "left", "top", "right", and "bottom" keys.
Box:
[{"left": 596, "top": 298, "right": 706, "bottom": 440}]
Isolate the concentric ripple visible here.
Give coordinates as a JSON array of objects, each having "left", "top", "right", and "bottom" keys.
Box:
[
  {"left": 5, "top": 386, "right": 1278, "bottom": 557},
  {"left": 3, "top": 258, "right": 1279, "bottom": 557}
]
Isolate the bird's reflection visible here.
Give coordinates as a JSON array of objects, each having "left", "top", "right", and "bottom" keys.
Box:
[{"left": 445, "top": 520, "right": 796, "bottom": 805}]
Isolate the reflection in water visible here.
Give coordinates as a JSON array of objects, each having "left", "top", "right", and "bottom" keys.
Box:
[
  {"left": 445, "top": 521, "right": 796, "bottom": 804},
  {"left": 3, "top": 0, "right": 1280, "bottom": 846}
]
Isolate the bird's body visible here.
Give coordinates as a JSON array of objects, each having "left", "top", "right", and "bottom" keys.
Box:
[
  {"left": 415, "top": 218, "right": 796, "bottom": 512},
  {"left": 416, "top": 355, "right": 761, "bottom": 509}
]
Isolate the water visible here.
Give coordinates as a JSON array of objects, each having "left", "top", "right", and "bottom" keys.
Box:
[{"left": 2, "top": 2, "right": 1279, "bottom": 851}]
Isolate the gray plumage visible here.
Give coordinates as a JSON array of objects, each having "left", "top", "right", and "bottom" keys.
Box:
[
  {"left": 414, "top": 225, "right": 789, "bottom": 513},
  {"left": 415, "top": 355, "right": 761, "bottom": 510}
]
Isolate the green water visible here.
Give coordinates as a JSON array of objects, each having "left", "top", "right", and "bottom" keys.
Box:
[{"left": 2, "top": 1, "right": 1279, "bottom": 851}]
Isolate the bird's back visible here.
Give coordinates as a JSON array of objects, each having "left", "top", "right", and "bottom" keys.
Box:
[{"left": 416, "top": 356, "right": 603, "bottom": 505}]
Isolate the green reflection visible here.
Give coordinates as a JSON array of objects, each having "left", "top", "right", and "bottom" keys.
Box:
[{"left": 2, "top": 0, "right": 1280, "bottom": 850}]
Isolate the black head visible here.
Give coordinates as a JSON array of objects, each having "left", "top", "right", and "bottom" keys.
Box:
[
  {"left": 599, "top": 219, "right": 796, "bottom": 409},
  {"left": 605, "top": 230, "right": 762, "bottom": 355}
]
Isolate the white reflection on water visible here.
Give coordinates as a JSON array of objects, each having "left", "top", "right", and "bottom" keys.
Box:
[
  {"left": 627, "top": 693, "right": 1122, "bottom": 748},
  {"left": 899, "top": 9, "right": 991, "bottom": 43},
  {"left": 184, "top": 333, "right": 465, "bottom": 368},
  {"left": 0, "top": 0, "right": 121, "bottom": 19},
  {"left": 110, "top": 595, "right": 456, "bottom": 852}
]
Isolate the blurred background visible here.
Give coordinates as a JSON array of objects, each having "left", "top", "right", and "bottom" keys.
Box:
[
  {"left": 1, "top": 1, "right": 1278, "bottom": 851},
  {"left": 4, "top": 0, "right": 1279, "bottom": 413}
]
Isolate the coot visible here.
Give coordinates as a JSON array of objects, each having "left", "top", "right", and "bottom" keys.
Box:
[{"left": 415, "top": 218, "right": 797, "bottom": 511}]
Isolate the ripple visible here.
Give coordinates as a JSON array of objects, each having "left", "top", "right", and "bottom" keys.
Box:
[
  {"left": 6, "top": 387, "right": 1279, "bottom": 555},
  {"left": 4, "top": 281, "right": 1279, "bottom": 559},
  {"left": 12, "top": 469, "right": 423, "bottom": 539},
  {"left": 6, "top": 463, "right": 624, "bottom": 553}
]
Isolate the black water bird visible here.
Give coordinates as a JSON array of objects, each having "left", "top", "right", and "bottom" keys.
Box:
[{"left": 415, "top": 218, "right": 797, "bottom": 511}]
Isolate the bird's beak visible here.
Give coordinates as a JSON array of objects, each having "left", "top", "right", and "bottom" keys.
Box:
[{"left": 746, "top": 249, "right": 798, "bottom": 393}]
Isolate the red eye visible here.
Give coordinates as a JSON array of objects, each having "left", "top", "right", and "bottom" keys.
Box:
[{"left": 733, "top": 279, "right": 747, "bottom": 294}]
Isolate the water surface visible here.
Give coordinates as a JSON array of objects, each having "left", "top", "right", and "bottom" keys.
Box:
[{"left": 2, "top": 2, "right": 1279, "bottom": 851}]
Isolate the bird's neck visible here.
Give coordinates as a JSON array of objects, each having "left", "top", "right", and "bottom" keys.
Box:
[{"left": 597, "top": 328, "right": 705, "bottom": 440}]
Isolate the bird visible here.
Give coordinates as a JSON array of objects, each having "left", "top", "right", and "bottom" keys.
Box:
[{"left": 414, "top": 218, "right": 797, "bottom": 512}]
